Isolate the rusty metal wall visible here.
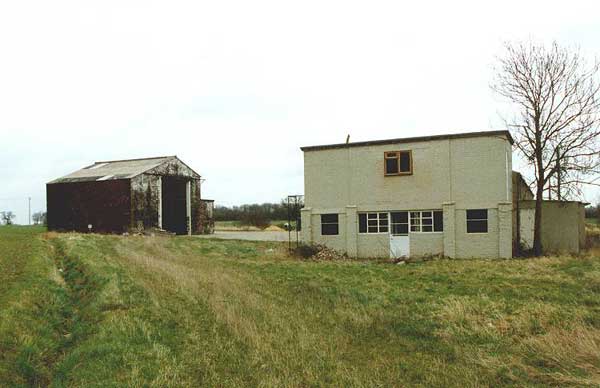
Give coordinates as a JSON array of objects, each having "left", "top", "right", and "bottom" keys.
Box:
[{"left": 46, "top": 180, "right": 131, "bottom": 233}]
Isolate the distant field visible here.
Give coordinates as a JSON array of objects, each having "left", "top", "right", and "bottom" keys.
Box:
[
  {"left": 587, "top": 217, "right": 600, "bottom": 225},
  {"left": 215, "top": 220, "right": 293, "bottom": 231},
  {"left": 1, "top": 227, "right": 599, "bottom": 386}
]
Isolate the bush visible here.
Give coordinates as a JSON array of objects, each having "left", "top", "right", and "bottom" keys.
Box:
[
  {"left": 240, "top": 205, "right": 271, "bottom": 230},
  {"left": 584, "top": 206, "right": 598, "bottom": 219},
  {"left": 586, "top": 225, "right": 600, "bottom": 249}
]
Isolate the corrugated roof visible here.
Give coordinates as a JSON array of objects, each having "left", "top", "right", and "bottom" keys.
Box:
[
  {"left": 300, "top": 130, "right": 514, "bottom": 151},
  {"left": 48, "top": 156, "right": 175, "bottom": 184}
]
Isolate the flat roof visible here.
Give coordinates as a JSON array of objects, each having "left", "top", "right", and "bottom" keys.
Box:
[{"left": 300, "top": 130, "right": 514, "bottom": 151}]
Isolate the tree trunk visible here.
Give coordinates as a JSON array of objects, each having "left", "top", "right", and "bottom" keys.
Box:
[
  {"left": 556, "top": 147, "right": 561, "bottom": 201},
  {"left": 533, "top": 179, "right": 544, "bottom": 256}
]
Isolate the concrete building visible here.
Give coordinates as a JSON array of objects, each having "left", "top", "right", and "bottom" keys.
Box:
[
  {"left": 300, "top": 130, "right": 586, "bottom": 259},
  {"left": 47, "top": 156, "right": 214, "bottom": 235}
]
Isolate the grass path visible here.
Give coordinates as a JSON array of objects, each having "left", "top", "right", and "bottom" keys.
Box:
[
  {"left": 0, "top": 227, "right": 68, "bottom": 386},
  {"left": 1, "top": 228, "right": 599, "bottom": 386}
]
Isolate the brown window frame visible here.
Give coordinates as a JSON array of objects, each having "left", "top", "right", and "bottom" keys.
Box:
[{"left": 384, "top": 150, "right": 413, "bottom": 176}]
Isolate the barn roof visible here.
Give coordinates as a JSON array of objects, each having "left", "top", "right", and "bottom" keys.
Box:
[{"left": 48, "top": 156, "right": 192, "bottom": 184}]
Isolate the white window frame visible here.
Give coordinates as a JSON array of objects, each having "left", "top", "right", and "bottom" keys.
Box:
[
  {"left": 359, "top": 212, "right": 389, "bottom": 234},
  {"left": 421, "top": 211, "right": 434, "bottom": 232},
  {"left": 410, "top": 211, "right": 421, "bottom": 232},
  {"left": 360, "top": 210, "right": 442, "bottom": 234},
  {"left": 409, "top": 210, "right": 443, "bottom": 233}
]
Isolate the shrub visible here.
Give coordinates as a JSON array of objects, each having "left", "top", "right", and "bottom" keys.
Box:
[
  {"left": 240, "top": 205, "right": 271, "bottom": 230},
  {"left": 586, "top": 224, "right": 600, "bottom": 249}
]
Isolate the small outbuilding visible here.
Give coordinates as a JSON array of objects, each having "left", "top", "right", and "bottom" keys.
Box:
[
  {"left": 47, "top": 156, "right": 214, "bottom": 235},
  {"left": 516, "top": 200, "right": 587, "bottom": 254}
]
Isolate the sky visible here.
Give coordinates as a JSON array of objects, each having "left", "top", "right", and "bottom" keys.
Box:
[{"left": 1, "top": 0, "right": 599, "bottom": 224}]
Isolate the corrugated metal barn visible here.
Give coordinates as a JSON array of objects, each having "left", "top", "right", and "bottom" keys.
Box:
[{"left": 47, "top": 156, "right": 214, "bottom": 235}]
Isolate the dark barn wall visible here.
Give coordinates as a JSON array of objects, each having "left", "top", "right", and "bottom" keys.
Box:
[{"left": 47, "top": 180, "right": 131, "bottom": 233}]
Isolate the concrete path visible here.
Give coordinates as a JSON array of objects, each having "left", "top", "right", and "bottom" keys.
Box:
[{"left": 196, "top": 230, "right": 296, "bottom": 242}]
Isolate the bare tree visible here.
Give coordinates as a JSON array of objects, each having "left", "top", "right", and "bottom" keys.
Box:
[
  {"left": 1, "top": 211, "right": 16, "bottom": 225},
  {"left": 493, "top": 41, "right": 600, "bottom": 255},
  {"left": 32, "top": 211, "right": 47, "bottom": 225}
]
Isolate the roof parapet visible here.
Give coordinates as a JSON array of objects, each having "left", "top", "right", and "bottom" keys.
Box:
[{"left": 300, "top": 130, "right": 514, "bottom": 151}]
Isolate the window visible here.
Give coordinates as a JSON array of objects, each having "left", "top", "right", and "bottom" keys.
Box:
[
  {"left": 466, "top": 209, "right": 488, "bottom": 233},
  {"left": 384, "top": 151, "right": 412, "bottom": 176},
  {"left": 359, "top": 213, "right": 367, "bottom": 233},
  {"left": 321, "top": 214, "right": 339, "bottom": 235},
  {"left": 422, "top": 211, "right": 433, "bottom": 232},
  {"left": 410, "top": 210, "right": 443, "bottom": 233},
  {"left": 410, "top": 211, "right": 421, "bottom": 232},
  {"left": 390, "top": 212, "right": 409, "bottom": 235},
  {"left": 433, "top": 210, "right": 443, "bottom": 232},
  {"left": 358, "top": 212, "right": 388, "bottom": 233},
  {"left": 360, "top": 210, "right": 443, "bottom": 234}
]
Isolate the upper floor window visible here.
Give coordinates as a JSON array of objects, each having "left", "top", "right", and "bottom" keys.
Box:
[
  {"left": 466, "top": 209, "right": 488, "bottom": 233},
  {"left": 321, "top": 214, "right": 339, "bottom": 235},
  {"left": 384, "top": 151, "right": 412, "bottom": 176}
]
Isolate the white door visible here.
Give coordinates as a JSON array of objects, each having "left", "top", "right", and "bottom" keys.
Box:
[
  {"left": 389, "top": 211, "right": 409, "bottom": 259},
  {"left": 390, "top": 235, "right": 409, "bottom": 258}
]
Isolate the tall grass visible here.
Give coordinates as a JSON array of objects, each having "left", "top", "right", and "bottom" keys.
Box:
[{"left": 1, "top": 228, "right": 599, "bottom": 386}]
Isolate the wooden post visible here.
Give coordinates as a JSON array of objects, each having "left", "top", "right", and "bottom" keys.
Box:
[
  {"left": 157, "top": 177, "right": 162, "bottom": 229},
  {"left": 186, "top": 180, "right": 192, "bottom": 235}
]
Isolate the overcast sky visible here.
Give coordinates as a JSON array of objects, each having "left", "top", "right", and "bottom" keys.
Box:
[{"left": 1, "top": 0, "right": 599, "bottom": 224}]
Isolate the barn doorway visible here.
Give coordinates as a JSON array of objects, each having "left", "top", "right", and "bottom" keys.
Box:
[{"left": 161, "top": 177, "right": 189, "bottom": 235}]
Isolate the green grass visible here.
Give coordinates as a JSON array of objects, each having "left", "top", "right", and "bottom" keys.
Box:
[
  {"left": 1, "top": 228, "right": 599, "bottom": 386},
  {"left": 215, "top": 220, "right": 243, "bottom": 228},
  {"left": 0, "top": 226, "right": 69, "bottom": 386}
]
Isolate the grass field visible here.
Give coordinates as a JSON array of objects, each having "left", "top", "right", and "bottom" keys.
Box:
[
  {"left": 587, "top": 217, "right": 600, "bottom": 225},
  {"left": 1, "top": 227, "right": 599, "bottom": 386}
]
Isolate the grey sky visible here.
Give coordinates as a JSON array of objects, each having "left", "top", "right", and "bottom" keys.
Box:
[{"left": 1, "top": 0, "right": 599, "bottom": 224}]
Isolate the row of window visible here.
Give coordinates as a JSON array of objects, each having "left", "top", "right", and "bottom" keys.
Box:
[
  {"left": 357, "top": 211, "right": 443, "bottom": 234},
  {"left": 320, "top": 209, "right": 488, "bottom": 235}
]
